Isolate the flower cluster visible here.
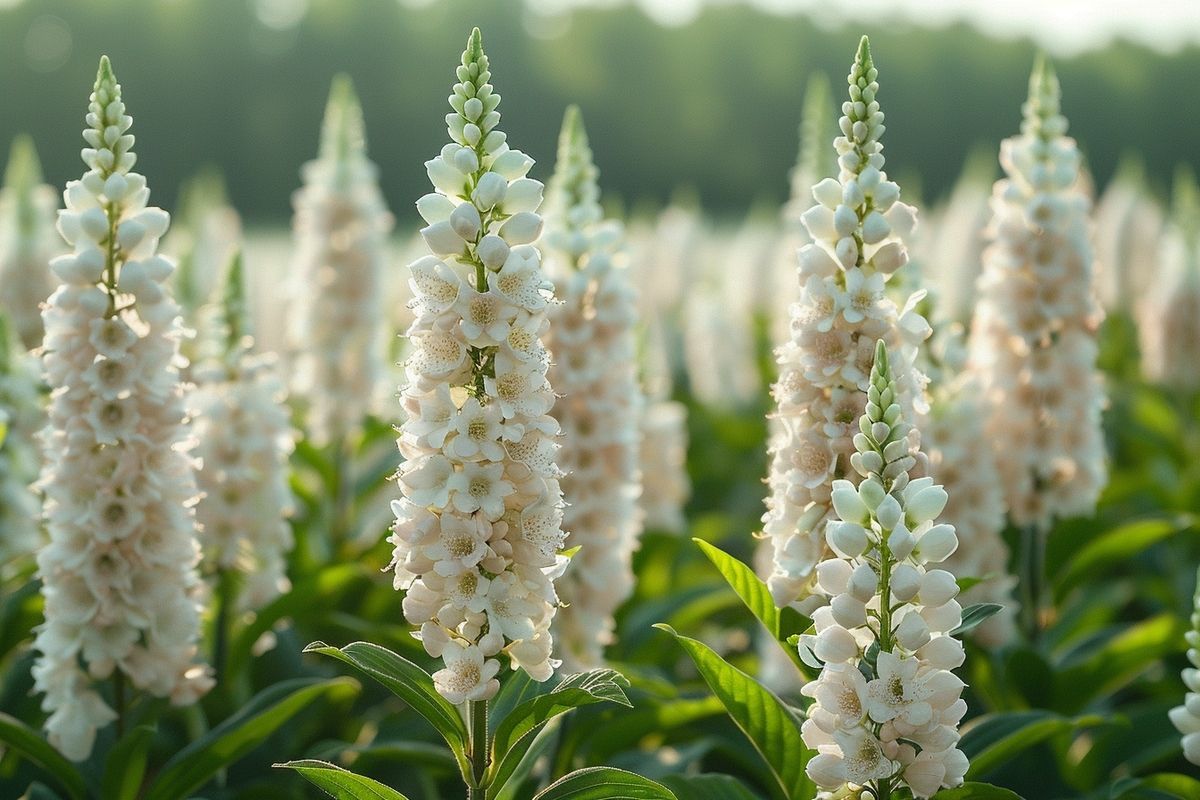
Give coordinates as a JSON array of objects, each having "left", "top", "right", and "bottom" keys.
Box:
[
  {"left": 542, "top": 106, "right": 643, "bottom": 672},
  {"left": 1138, "top": 169, "right": 1200, "bottom": 391},
  {"left": 967, "top": 56, "right": 1106, "bottom": 530},
  {"left": 1170, "top": 565, "right": 1200, "bottom": 766},
  {"left": 0, "top": 135, "right": 59, "bottom": 350},
  {"left": 764, "top": 37, "right": 930, "bottom": 614},
  {"left": 0, "top": 318, "right": 43, "bottom": 565},
  {"left": 388, "top": 29, "right": 567, "bottom": 703},
  {"left": 800, "top": 341, "right": 967, "bottom": 797},
  {"left": 288, "top": 75, "right": 394, "bottom": 445},
  {"left": 639, "top": 400, "right": 691, "bottom": 534},
  {"left": 166, "top": 166, "right": 243, "bottom": 317},
  {"left": 1094, "top": 157, "right": 1164, "bottom": 314},
  {"left": 924, "top": 339, "right": 1017, "bottom": 647},
  {"left": 189, "top": 254, "right": 296, "bottom": 612},
  {"left": 32, "top": 58, "right": 211, "bottom": 761}
]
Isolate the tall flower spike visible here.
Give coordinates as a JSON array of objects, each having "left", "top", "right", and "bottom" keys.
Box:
[
  {"left": 1170, "top": 565, "right": 1200, "bottom": 765},
  {"left": 33, "top": 57, "right": 212, "bottom": 761},
  {"left": 0, "top": 135, "right": 60, "bottom": 350},
  {"left": 543, "top": 106, "right": 643, "bottom": 672},
  {"left": 389, "top": 28, "right": 567, "bottom": 702},
  {"left": 1138, "top": 166, "right": 1200, "bottom": 391},
  {"left": 763, "top": 36, "right": 930, "bottom": 615},
  {"left": 967, "top": 55, "right": 1106, "bottom": 530},
  {"left": 1093, "top": 156, "right": 1163, "bottom": 314},
  {"left": 0, "top": 315, "right": 43, "bottom": 565},
  {"left": 801, "top": 340, "right": 968, "bottom": 797},
  {"left": 189, "top": 252, "right": 296, "bottom": 615},
  {"left": 288, "top": 74, "right": 394, "bottom": 446},
  {"left": 166, "top": 166, "right": 242, "bottom": 318}
]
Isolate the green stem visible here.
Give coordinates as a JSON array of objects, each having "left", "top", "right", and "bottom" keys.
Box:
[
  {"left": 114, "top": 670, "right": 126, "bottom": 738},
  {"left": 332, "top": 433, "right": 354, "bottom": 548},
  {"left": 468, "top": 699, "right": 489, "bottom": 798},
  {"left": 213, "top": 567, "right": 233, "bottom": 684},
  {"left": 1020, "top": 522, "right": 1046, "bottom": 641}
]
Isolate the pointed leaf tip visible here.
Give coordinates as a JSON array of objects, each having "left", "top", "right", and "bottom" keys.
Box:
[{"left": 873, "top": 339, "right": 889, "bottom": 373}]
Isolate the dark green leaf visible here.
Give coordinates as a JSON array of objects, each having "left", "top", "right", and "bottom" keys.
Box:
[
  {"left": 1056, "top": 517, "right": 1191, "bottom": 600},
  {"left": 304, "top": 641, "right": 470, "bottom": 778},
  {"left": 487, "top": 669, "right": 630, "bottom": 794},
  {"left": 533, "top": 766, "right": 677, "bottom": 800},
  {"left": 144, "top": 677, "right": 358, "bottom": 800},
  {"left": 693, "top": 539, "right": 811, "bottom": 676},
  {"left": 660, "top": 773, "right": 763, "bottom": 800},
  {"left": 931, "top": 782, "right": 1025, "bottom": 799},
  {"left": 227, "top": 564, "right": 368, "bottom": 679},
  {"left": 655, "top": 625, "right": 813, "bottom": 800},
  {"left": 274, "top": 759, "right": 412, "bottom": 799},
  {"left": 951, "top": 604, "right": 1004, "bottom": 637},
  {"left": 0, "top": 712, "right": 86, "bottom": 800},
  {"left": 101, "top": 723, "right": 155, "bottom": 800},
  {"left": 961, "top": 710, "right": 1105, "bottom": 778}
]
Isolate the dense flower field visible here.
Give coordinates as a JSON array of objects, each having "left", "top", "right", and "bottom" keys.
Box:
[{"left": 1, "top": 24, "right": 1199, "bottom": 800}]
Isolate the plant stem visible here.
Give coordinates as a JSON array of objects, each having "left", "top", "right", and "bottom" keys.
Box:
[
  {"left": 114, "top": 670, "right": 126, "bottom": 738},
  {"left": 1020, "top": 522, "right": 1046, "bottom": 641},
  {"left": 213, "top": 567, "right": 232, "bottom": 684},
  {"left": 468, "top": 699, "right": 489, "bottom": 798}
]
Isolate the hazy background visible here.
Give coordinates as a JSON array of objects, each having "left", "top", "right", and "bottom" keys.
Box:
[{"left": 1, "top": 0, "right": 1197, "bottom": 223}]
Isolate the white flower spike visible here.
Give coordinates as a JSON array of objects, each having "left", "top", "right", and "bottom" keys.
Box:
[
  {"left": 799, "top": 340, "right": 968, "bottom": 798},
  {"left": 288, "top": 74, "right": 394, "bottom": 446},
  {"left": 33, "top": 56, "right": 212, "bottom": 761},
  {"left": 542, "top": 105, "right": 644, "bottom": 672},
  {"left": 967, "top": 55, "right": 1106, "bottom": 531},
  {"left": 764, "top": 36, "right": 930, "bottom": 616},
  {"left": 1170, "top": 566, "right": 1200, "bottom": 766},
  {"left": 0, "top": 136, "right": 60, "bottom": 350},
  {"left": 389, "top": 28, "right": 567, "bottom": 702}
]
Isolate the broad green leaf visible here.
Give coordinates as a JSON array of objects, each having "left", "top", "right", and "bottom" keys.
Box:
[
  {"left": 655, "top": 625, "right": 813, "bottom": 800},
  {"left": 1054, "top": 614, "right": 1185, "bottom": 713},
  {"left": 961, "top": 710, "right": 1105, "bottom": 778},
  {"left": 533, "top": 766, "right": 677, "bottom": 800},
  {"left": 18, "top": 782, "right": 64, "bottom": 800},
  {"left": 304, "top": 641, "right": 470, "bottom": 778},
  {"left": 144, "top": 677, "right": 358, "bottom": 800},
  {"left": 0, "top": 712, "right": 86, "bottom": 800},
  {"left": 931, "top": 782, "right": 1024, "bottom": 799},
  {"left": 660, "top": 773, "right": 762, "bottom": 799},
  {"left": 586, "top": 695, "right": 725, "bottom": 762},
  {"left": 951, "top": 604, "right": 1004, "bottom": 637},
  {"left": 487, "top": 669, "right": 631, "bottom": 794},
  {"left": 1055, "top": 517, "right": 1191, "bottom": 600},
  {"left": 101, "top": 723, "right": 156, "bottom": 800},
  {"left": 693, "top": 539, "right": 811, "bottom": 676},
  {"left": 1116, "top": 773, "right": 1200, "bottom": 799},
  {"left": 275, "top": 759, "right": 412, "bottom": 799},
  {"left": 227, "top": 563, "right": 368, "bottom": 679}
]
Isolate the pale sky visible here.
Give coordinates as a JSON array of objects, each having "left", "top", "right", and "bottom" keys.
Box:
[{"left": 524, "top": 0, "right": 1200, "bottom": 54}]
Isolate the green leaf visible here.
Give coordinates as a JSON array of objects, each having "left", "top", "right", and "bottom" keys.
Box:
[
  {"left": 951, "top": 603, "right": 1004, "bottom": 637},
  {"left": 487, "top": 669, "right": 631, "bottom": 794},
  {"left": 101, "top": 723, "right": 156, "bottom": 800},
  {"left": 961, "top": 710, "right": 1105, "bottom": 778},
  {"left": 655, "top": 625, "right": 813, "bottom": 800},
  {"left": 0, "top": 712, "right": 87, "bottom": 800},
  {"left": 1055, "top": 517, "right": 1191, "bottom": 600},
  {"left": 1054, "top": 614, "right": 1186, "bottom": 713},
  {"left": 143, "top": 677, "right": 358, "bottom": 800},
  {"left": 533, "top": 766, "right": 677, "bottom": 800},
  {"left": 275, "top": 759, "right": 412, "bottom": 799},
  {"left": 227, "top": 563, "right": 368, "bottom": 679},
  {"left": 304, "top": 641, "right": 470, "bottom": 777},
  {"left": 693, "top": 539, "right": 811, "bottom": 676},
  {"left": 931, "top": 782, "right": 1025, "bottom": 799},
  {"left": 660, "top": 773, "right": 763, "bottom": 800},
  {"left": 1111, "top": 773, "right": 1200, "bottom": 800}
]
